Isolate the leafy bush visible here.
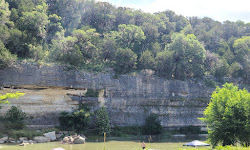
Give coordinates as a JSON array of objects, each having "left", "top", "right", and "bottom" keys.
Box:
[
  {"left": 4, "top": 106, "right": 27, "bottom": 130},
  {"left": 59, "top": 107, "right": 91, "bottom": 133},
  {"left": 204, "top": 79, "right": 217, "bottom": 88},
  {"left": 143, "top": 114, "right": 162, "bottom": 135},
  {"left": 178, "top": 125, "right": 201, "bottom": 135},
  {"left": 41, "top": 128, "right": 59, "bottom": 133},
  {"left": 0, "top": 41, "right": 17, "bottom": 68},
  {"left": 111, "top": 126, "right": 143, "bottom": 136},
  {"left": 85, "top": 89, "right": 99, "bottom": 97},
  {"left": 95, "top": 107, "right": 111, "bottom": 135},
  {"left": 9, "top": 130, "right": 43, "bottom": 140}
]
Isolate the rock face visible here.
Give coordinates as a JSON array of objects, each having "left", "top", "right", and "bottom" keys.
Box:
[
  {"left": 0, "top": 63, "right": 218, "bottom": 128},
  {"left": 0, "top": 137, "right": 8, "bottom": 143}
]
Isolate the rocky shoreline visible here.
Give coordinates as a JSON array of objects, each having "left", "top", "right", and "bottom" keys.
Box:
[{"left": 0, "top": 131, "right": 86, "bottom": 146}]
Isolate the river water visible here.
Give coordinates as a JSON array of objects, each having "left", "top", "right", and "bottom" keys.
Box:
[{"left": 0, "top": 135, "right": 209, "bottom": 150}]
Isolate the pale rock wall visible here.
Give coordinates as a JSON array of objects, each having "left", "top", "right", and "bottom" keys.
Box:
[{"left": 0, "top": 63, "right": 215, "bottom": 128}]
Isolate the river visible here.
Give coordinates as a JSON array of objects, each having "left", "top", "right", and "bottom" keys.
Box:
[{"left": 0, "top": 135, "right": 209, "bottom": 150}]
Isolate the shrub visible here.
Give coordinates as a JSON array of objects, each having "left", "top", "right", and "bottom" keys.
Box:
[
  {"left": 143, "top": 114, "right": 162, "bottom": 135},
  {"left": 178, "top": 125, "right": 201, "bottom": 135},
  {"left": 204, "top": 79, "right": 217, "bottom": 88},
  {"left": 9, "top": 130, "right": 43, "bottom": 140},
  {"left": 111, "top": 126, "right": 142, "bottom": 136},
  {"left": 85, "top": 89, "right": 99, "bottom": 97},
  {"left": 4, "top": 106, "right": 27, "bottom": 130},
  {"left": 59, "top": 107, "right": 91, "bottom": 133},
  {"left": 95, "top": 107, "right": 110, "bottom": 135}
]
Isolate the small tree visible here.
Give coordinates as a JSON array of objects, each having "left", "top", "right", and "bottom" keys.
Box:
[
  {"left": 95, "top": 107, "right": 110, "bottom": 135},
  {"left": 200, "top": 83, "right": 250, "bottom": 147},
  {"left": 4, "top": 106, "right": 27, "bottom": 130},
  {"left": 143, "top": 114, "right": 162, "bottom": 135}
]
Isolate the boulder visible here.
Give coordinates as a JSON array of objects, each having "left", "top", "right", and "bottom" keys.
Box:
[
  {"left": 0, "top": 136, "right": 8, "bottom": 142},
  {"left": 28, "top": 140, "right": 36, "bottom": 144},
  {"left": 9, "top": 140, "right": 16, "bottom": 144},
  {"left": 19, "top": 143, "right": 28, "bottom": 146},
  {"left": 56, "top": 133, "right": 63, "bottom": 139},
  {"left": 19, "top": 137, "right": 28, "bottom": 142},
  {"left": 33, "top": 136, "right": 50, "bottom": 143},
  {"left": 8, "top": 138, "right": 16, "bottom": 143},
  {"left": 61, "top": 137, "right": 69, "bottom": 143},
  {"left": 61, "top": 136, "right": 74, "bottom": 144},
  {"left": 73, "top": 136, "right": 85, "bottom": 144},
  {"left": 80, "top": 134, "right": 87, "bottom": 140},
  {"left": 19, "top": 141, "right": 29, "bottom": 146},
  {"left": 43, "top": 131, "right": 56, "bottom": 141}
]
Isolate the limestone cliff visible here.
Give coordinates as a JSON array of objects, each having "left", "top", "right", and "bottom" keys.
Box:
[{"left": 0, "top": 63, "right": 215, "bottom": 128}]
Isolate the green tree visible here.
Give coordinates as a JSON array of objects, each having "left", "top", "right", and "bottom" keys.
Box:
[
  {"left": 72, "top": 28, "right": 100, "bottom": 62},
  {"left": 50, "top": 36, "right": 84, "bottom": 66},
  {"left": 5, "top": 28, "right": 24, "bottom": 56},
  {"left": 168, "top": 33, "right": 206, "bottom": 80},
  {"left": 214, "top": 58, "right": 230, "bottom": 79},
  {"left": 233, "top": 36, "right": 250, "bottom": 82},
  {"left": 59, "top": 107, "right": 91, "bottom": 133},
  {"left": 95, "top": 107, "right": 110, "bottom": 135},
  {"left": 28, "top": 44, "right": 48, "bottom": 61},
  {"left": 139, "top": 50, "right": 155, "bottom": 69},
  {"left": 18, "top": 3, "right": 49, "bottom": 44},
  {"left": 0, "top": 0, "right": 11, "bottom": 25},
  {"left": 143, "top": 114, "right": 162, "bottom": 135},
  {"left": 101, "top": 33, "right": 117, "bottom": 61},
  {"left": 229, "top": 62, "right": 242, "bottom": 78},
  {"left": 0, "top": 41, "right": 17, "bottom": 68},
  {"left": 154, "top": 50, "right": 174, "bottom": 78},
  {"left": 200, "top": 83, "right": 250, "bottom": 147},
  {"left": 46, "top": 14, "right": 64, "bottom": 44},
  {"left": 4, "top": 106, "right": 27, "bottom": 130},
  {"left": 114, "top": 48, "right": 137, "bottom": 74},
  {"left": 117, "top": 24, "right": 146, "bottom": 54}
]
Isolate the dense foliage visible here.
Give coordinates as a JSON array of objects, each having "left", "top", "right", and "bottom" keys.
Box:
[
  {"left": 0, "top": 0, "right": 249, "bottom": 83},
  {"left": 143, "top": 114, "right": 162, "bottom": 135},
  {"left": 59, "top": 107, "right": 91, "bottom": 133},
  {"left": 95, "top": 107, "right": 110, "bottom": 135},
  {"left": 4, "top": 106, "right": 27, "bottom": 130},
  {"left": 200, "top": 83, "right": 250, "bottom": 147}
]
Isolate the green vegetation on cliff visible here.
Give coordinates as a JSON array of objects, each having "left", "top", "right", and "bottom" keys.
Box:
[{"left": 0, "top": 0, "right": 249, "bottom": 83}]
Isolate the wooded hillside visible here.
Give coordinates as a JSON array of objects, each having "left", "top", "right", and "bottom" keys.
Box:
[{"left": 0, "top": 0, "right": 249, "bottom": 83}]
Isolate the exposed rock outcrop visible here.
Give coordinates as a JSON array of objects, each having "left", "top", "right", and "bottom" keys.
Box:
[{"left": 0, "top": 63, "right": 223, "bottom": 128}]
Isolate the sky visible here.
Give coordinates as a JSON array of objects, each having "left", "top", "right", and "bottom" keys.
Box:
[{"left": 98, "top": 0, "right": 250, "bottom": 23}]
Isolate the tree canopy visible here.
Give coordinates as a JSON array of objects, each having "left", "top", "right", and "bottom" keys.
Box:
[
  {"left": 200, "top": 83, "right": 250, "bottom": 147},
  {"left": 0, "top": 0, "right": 249, "bottom": 83}
]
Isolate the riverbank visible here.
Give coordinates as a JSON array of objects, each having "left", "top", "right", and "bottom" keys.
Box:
[{"left": 0, "top": 141, "right": 205, "bottom": 150}]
